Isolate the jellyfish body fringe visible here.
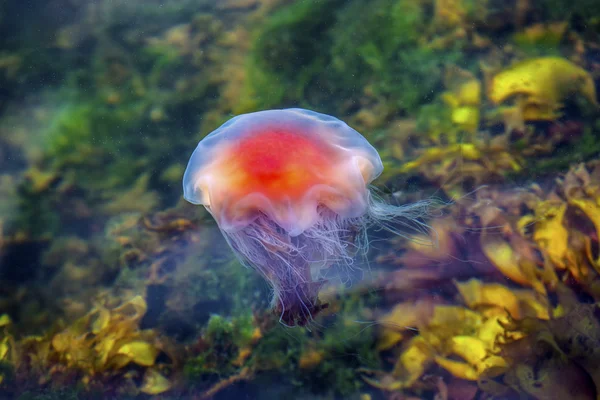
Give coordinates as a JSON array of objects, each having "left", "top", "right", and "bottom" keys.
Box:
[{"left": 219, "top": 189, "right": 445, "bottom": 326}]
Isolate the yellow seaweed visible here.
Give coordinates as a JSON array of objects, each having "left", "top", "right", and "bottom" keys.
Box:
[
  {"left": 377, "top": 301, "right": 429, "bottom": 350},
  {"left": 116, "top": 341, "right": 159, "bottom": 367},
  {"left": 456, "top": 278, "right": 552, "bottom": 321},
  {"left": 45, "top": 295, "right": 173, "bottom": 394},
  {"left": 456, "top": 279, "right": 521, "bottom": 318},
  {"left": 451, "top": 106, "right": 479, "bottom": 133},
  {"left": 435, "top": 336, "right": 507, "bottom": 381},
  {"left": 400, "top": 144, "right": 482, "bottom": 172},
  {"left": 398, "top": 139, "right": 521, "bottom": 199},
  {"left": 532, "top": 202, "right": 569, "bottom": 269},
  {"left": 371, "top": 161, "right": 600, "bottom": 394},
  {"left": 0, "top": 314, "right": 11, "bottom": 328},
  {"left": 442, "top": 67, "right": 482, "bottom": 134},
  {"left": 488, "top": 57, "right": 597, "bottom": 121},
  {"left": 569, "top": 198, "right": 600, "bottom": 267},
  {"left": 392, "top": 336, "right": 434, "bottom": 387},
  {"left": 140, "top": 368, "right": 172, "bottom": 395},
  {"left": 363, "top": 336, "right": 434, "bottom": 391},
  {"left": 0, "top": 336, "right": 9, "bottom": 361},
  {"left": 480, "top": 235, "right": 528, "bottom": 286},
  {"left": 377, "top": 303, "right": 515, "bottom": 382}
]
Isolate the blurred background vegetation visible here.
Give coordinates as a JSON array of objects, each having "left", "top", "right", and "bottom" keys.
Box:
[{"left": 1, "top": 0, "right": 600, "bottom": 398}]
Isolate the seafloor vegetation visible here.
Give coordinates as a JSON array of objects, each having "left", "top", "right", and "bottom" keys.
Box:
[{"left": 1, "top": 0, "right": 600, "bottom": 399}]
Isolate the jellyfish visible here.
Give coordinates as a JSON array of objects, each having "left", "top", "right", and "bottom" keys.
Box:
[{"left": 183, "top": 108, "right": 432, "bottom": 326}]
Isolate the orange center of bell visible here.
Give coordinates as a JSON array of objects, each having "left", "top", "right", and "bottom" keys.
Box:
[{"left": 227, "top": 129, "right": 336, "bottom": 199}]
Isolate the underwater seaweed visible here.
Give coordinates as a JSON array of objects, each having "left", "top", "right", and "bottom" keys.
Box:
[
  {"left": 2, "top": 0, "right": 600, "bottom": 399},
  {"left": 487, "top": 56, "right": 598, "bottom": 123},
  {"left": 363, "top": 159, "right": 600, "bottom": 397},
  {"left": 0, "top": 295, "right": 180, "bottom": 396}
]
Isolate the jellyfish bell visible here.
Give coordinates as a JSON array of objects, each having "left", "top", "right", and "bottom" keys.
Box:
[
  {"left": 183, "top": 108, "right": 431, "bottom": 326},
  {"left": 183, "top": 109, "right": 383, "bottom": 233}
]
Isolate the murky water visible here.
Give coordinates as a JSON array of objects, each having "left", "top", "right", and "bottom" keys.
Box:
[{"left": 1, "top": 0, "right": 599, "bottom": 399}]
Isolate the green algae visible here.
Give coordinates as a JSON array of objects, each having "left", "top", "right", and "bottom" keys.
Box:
[
  {"left": 251, "top": 307, "right": 380, "bottom": 396},
  {"left": 184, "top": 313, "right": 256, "bottom": 380},
  {"left": 182, "top": 289, "right": 382, "bottom": 397},
  {"left": 13, "top": 178, "right": 61, "bottom": 238},
  {"left": 416, "top": 98, "right": 458, "bottom": 142},
  {"left": 328, "top": 0, "right": 446, "bottom": 113},
  {"left": 512, "top": 24, "right": 566, "bottom": 57},
  {"left": 237, "top": 0, "right": 347, "bottom": 112},
  {"left": 38, "top": 99, "right": 144, "bottom": 194},
  {"left": 528, "top": 124, "right": 600, "bottom": 176},
  {"left": 241, "top": 0, "right": 465, "bottom": 120},
  {"left": 537, "top": 0, "right": 600, "bottom": 22}
]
